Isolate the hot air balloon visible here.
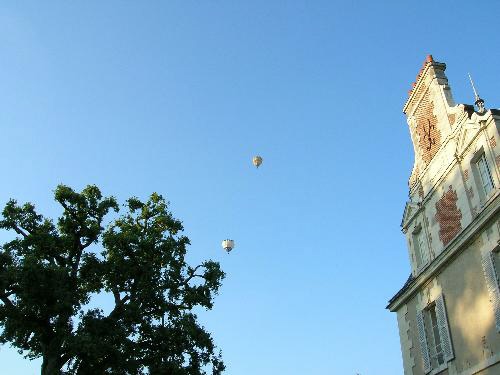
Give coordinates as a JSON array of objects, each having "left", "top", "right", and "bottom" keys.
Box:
[
  {"left": 252, "top": 156, "right": 263, "bottom": 168},
  {"left": 221, "top": 239, "right": 235, "bottom": 253}
]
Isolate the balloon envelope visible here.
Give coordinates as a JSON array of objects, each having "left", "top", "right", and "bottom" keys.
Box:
[
  {"left": 252, "top": 156, "right": 263, "bottom": 168},
  {"left": 221, "top": 239, "right": 235, "bottom": 252}
]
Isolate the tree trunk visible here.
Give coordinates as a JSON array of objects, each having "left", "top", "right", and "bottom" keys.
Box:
[{"left": 41, "top": 354, "right": 61, "bottom": 375}]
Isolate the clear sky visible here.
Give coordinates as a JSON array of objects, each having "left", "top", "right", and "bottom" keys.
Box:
[{"left": 1, "top": 1, "right": 500, "bottom": 374}]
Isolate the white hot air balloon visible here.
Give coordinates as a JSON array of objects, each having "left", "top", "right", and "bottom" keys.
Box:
[
  {"left": 221, "top": 239, "right": 235, "bottom": 253},
  {"left": 252, "top": 155, "right": 263, "bottom": 168}
]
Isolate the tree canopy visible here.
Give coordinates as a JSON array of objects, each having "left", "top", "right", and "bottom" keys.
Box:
[{"left": 0, "top": 185, "right": 225, "bottom": 375}]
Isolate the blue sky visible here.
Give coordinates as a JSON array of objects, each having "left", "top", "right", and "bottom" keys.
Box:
[{"left": 1, "top": 1, "right": 500, "bottom": 374}]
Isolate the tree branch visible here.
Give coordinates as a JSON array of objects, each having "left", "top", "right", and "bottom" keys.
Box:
[
  {"left": 182, "top": 264, "right": 203, "bottom": 284},
  {"left": 0, "top": 294, "right": 16, "bottom": 310},
  {"left": 71, "top": 249, "right": 83, "bottom": 279},
  {"left": 184, "top": 274, "right": 204, "bottom": 284},
  {"left": 12, "top": 224, "right": 28, "bottom": 238},
  {"left": 81, "top": 238, "right": 94, "bottom": 250},
  {"left": 182, "top": 265, "right": 205, "bottom": 286},
  {"left": 58, "top": 200, "right": 88, "bottom": 278},
  {"left": 3, "top": 285, "right": 20, "bottom": 296},
  {"left": 108, "top": 289, "right": 131, "bottom": 320},
  {"left": 112, "top": 288, "right": 121, "bottom": 306},
  {"left": 59, "top": 352, "right": 72, "bottom": 368},
  {"left": 53, "top": 254, "right": 67, "bottom": 267},
  {"left": 58, "top": 200, "right": 76, "bottom": 220}
]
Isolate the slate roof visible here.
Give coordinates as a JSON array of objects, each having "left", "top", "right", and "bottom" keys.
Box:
[{"left": 386, "top": 273, "right": 414, "bottom": 309}]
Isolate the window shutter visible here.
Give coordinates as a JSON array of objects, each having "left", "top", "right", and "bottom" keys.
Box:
[
  {"left": 435, "top": 294, "right": 454, "bottom": 362},
  {"left": 481, "top": 251, "right": 500, "bottom": 332},
  {"left": 416, "top": 309, "right": 431, "bottom": 373}
]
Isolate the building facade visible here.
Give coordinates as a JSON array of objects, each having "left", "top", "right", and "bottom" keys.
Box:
[{"left": 387, "top": 56, "right": 500, "bottom": 375}]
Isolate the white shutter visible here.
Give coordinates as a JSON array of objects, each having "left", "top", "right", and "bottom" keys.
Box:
[
  {"left": 416, "top": 309, "right": 431, "bottom": 373},
  {"left": 435, "top": 294, "right": 454, "bottom": 361},
  {"left": 481, "top": 251, "right": 500, "bottom": 332}
]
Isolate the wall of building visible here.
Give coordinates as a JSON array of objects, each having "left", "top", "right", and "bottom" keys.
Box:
[
  {"left": 398, "top": 227, "right": 500, "bottom": 374},
  {"left": 439, "top": 228, "right": 500, "bottom": 373},
  {"left": 403, "top": 63, "right": 500, "bottom": 278},
  {"left": 390, "top": 57, "right": 500, "bottom": 375}
]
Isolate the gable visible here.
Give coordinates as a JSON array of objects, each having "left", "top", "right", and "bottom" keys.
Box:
[
  {"left": 401, "top": 201, "right": 420, "bottom": 229},
  {"left": 404, "top": 56, "right": 456, "bottom": 169}
]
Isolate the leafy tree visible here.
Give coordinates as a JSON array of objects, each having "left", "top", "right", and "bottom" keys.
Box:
[{"left": 0, "top": 185, "right": 225, "bottom": 375}]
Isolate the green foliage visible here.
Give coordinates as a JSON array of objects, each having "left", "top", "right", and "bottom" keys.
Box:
[{"left": 0, "top": 185, "right": 225, "bottom": 375}]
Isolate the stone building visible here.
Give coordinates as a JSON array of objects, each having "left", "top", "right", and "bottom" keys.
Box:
[{"left": 387, "top": 56, "right": 500, "bottom": 375}]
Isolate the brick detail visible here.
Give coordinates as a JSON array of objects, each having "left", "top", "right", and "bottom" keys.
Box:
[
  {"left": 435, "top": 186, "right": 462, "bottom": 246},
  {"left": 496, "top": 155, "right": 500, "bottom": 168},
  {"left": 415, "top": 99, "right": 441, "bottom": 165},
  {"left": 411, "top": 77, "right": 430, "bottom": 104},
  {"left": 463, "top": 169, "right": 469, "bottom": 181},
  {"left": 448, "top": 114, "right": 456, "bottom": 125},
  {"left": 490, "top": 136, "right": 497, "bottom": 148}
]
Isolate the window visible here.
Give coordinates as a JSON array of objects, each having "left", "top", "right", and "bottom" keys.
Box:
[
  {"left": 413, "top": 225, "right": 429, "bottom": 269},
  {"left": 416, "top": 295, "right": 454, "bottom": 374},
  {"left": 471, "top": 150, "right": 495, "bottom": 203},
  {"left": 481, "top": 242, "right": 500, "bottom": 332},
  {"left": 428, "top": 304, "right": 444, "bottom": 366},
  {"left": 476, "top": 153, "right": 495, "bottom": 196}
]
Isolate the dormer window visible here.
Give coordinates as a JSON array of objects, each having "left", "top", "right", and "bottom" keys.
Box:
[
  {"left": 413, "top": 224, "right": 430, "bottom": 270},
  {"left": 471, "top": 149, "right": 495, "bottom": 203},
  {"left": 476, "top": 153, "right": 494, "bottom": 196}
]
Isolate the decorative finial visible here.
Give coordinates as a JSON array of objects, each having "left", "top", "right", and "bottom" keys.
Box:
[{"left": 468, "top": 73, "right": 485, "bottom": 114}]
